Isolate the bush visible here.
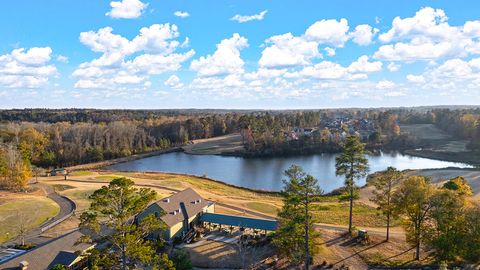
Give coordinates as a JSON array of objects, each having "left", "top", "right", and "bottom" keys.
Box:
[{"left": 171, "top": 249, "right": 192, "bottom": 270}]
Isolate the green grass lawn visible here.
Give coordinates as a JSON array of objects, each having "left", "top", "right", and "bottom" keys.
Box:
[
  {"left": 70, "top": 170, "right": 93, "bottom": 176},
  {"left": 95, "top": 175, "right": 119, "bottom": 181},
  {"left": 60, "top": 189, "right": 96, "bottom": 211},
  {"left": 246, "top": 202, "right": 279, "bottom": 215},
  {"left": 0, "top": 197, "right": 60, "bottom": 243},
  {"left": 311, "top": 202, "right": 391, "bottom": 227},
  {"left": 52, "top": 184, "right": 76, "bottom": 191}
]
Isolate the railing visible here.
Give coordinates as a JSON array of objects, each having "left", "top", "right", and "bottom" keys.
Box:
[{"left": 40, "top": 194, "right": 77, "bottom": 233}]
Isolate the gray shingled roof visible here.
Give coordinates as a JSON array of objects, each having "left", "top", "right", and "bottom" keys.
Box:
[
  {"left": 0, "top": 230, "right": 92, "bottom": 270},
  {"left": 155, "top": 188, "right": 211, "bottom": 227}
]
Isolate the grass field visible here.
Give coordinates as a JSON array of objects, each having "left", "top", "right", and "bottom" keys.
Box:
[
  {"left": 182, "top": 133, "right": 245, "bottom": 155},
  {"left": 95, "top": 175, "right": 120, "bottom": 181},
  {"left": 40, "top": 171, "right": 399, "bottom": 228},
  {"left": 311, "top": 202, "right": 389, "bottom": 227},
  {"left": 0, "top": 196, "right": 60, "bottom": 243},
  {"left": 70, "top": 170, "right": 93, "bottom": 176},
  {"left": 246, "top": 202, "right": 279, "bottom": 215},
  {"left": 399, "top": 124, "right": 451, "bottom": 140}
]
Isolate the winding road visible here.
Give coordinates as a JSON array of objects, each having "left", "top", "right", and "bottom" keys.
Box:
[{"left": 0, "top": 183, "right": 76, "bottom": 248}]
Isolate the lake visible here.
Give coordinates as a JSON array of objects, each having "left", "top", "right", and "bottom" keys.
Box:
[{"left": 105, "top": 152, "right": 472, "bottom": 192}]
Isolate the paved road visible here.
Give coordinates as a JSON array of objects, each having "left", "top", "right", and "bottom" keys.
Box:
[{"left": 1, "top": 183, "right": 76, "bottom": 248}]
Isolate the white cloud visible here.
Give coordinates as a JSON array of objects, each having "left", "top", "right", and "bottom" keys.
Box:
[
  {"left": 406, "top": 74, "right": 425, "bottom": 83},
  {"left": 347, "top": 55, "right": 382, "bottom": 73},
  {"left": 324, "top": 47, "right": 336, "bottom": 56},
  {"left": 283, "top": 55, "right": 381, "bottom": 82},
  {"left": 385, "top": 91, "right": 405, "bottom": 97},
  {"left": 56, "top": 55, "right": 69, "bottom": 63},
  {"left": 374, "top": 40, "right": 455, "bottom": 61},
  {"left": 350, "top": 24, "right": 379, "bottom": 46},
  {"left": 164, "top": 74, "right": 184, "bottom": 89},
  {"left": 375, "top": 7, "right": 480, "bottom": 62},
  {"left": 11, "top": 47, "right": 52, "bottom": 65},
  {"left": 387, "top": 62, "right": 400, "bottom": 72},
  {"left": 230, "top": 10, "right": 267, "bottom": 23},
  {"left": 0, "top": 47, "right": 57, "bottom": 89},
  {"left": 304, "top": 18, "right": 350, "bottom": 47},
  {"left": 258, "top": 33, "right": 320, "bottom": 68},
  {"left": 379, "top": 7, "right": 452, "bottom": 43},
  {"left": 190, "top": 33, "right": 248, "bottom": 76},
  {"left": 174, "top": 11, "right": 189, "bottom": 18},
  {"left": 376, "top": 80, "right": 395, "bottom": 89},
  {"left": 73, "top": 24, "right": 194, "bottom": 91},
  {"left": 106, "top": 0, "right": 148, "bottom": 19}
]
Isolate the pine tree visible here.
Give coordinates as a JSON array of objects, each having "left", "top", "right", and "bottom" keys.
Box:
[
  {"left": 335, "top": 135, "right": 369, "bottom": 234},
  {"left": 274, "top": 165, "right": 322, "bottom": 269},
  {"left": 79, "top": 177, "right": 172, "bottom": 270}
]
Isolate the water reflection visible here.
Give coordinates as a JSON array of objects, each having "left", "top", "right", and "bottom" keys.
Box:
[{"left": 106, "top": 152, "right": 472, "bottom": 192}]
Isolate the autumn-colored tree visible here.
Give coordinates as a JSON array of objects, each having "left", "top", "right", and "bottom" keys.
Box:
[
  {"left": 392, "top": 176, "right": 435, "bottom": 260},
  {"left": 369, "top": 167, "right": 404, "bottom": 241},
  {"left": 18, "top": 127, "right": 48, "bottom": 164},
  {"left": 0, "top": 144, "right": 31, "bottom": 191},
  {"left": 442, "top": 176, "right": 473, "bottom": 197}
]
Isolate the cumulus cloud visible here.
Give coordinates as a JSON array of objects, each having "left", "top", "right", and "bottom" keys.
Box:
[
  {"left": 106, "top": 0, "right": 148, "bottom": 19},
  {"left": 387, "top": 62, "right": 400, "bottom": 72},
  {"left": 258, "top": 33, "right": 320, "bottom": 68},
  {"left": 190, "top": 33, "right": 248, "bottom": 76},
  {"left": 0, "top": 47, "right": 57, "bottom": 88},
  {"left": 376, "top": 80, "right": 395, "bottom": 89},
  {"left": 347, "top": 55, "right": 382, "bottom": 73},
  {"left": 324, "top": 47, "right": 336, "bottom": 56},
  {"left": 375, "top": 7, "right": 480, "bottom": 61},
  {"left": 56, "top": 55, "right": 69, "bottom": 63},
  {"left": 350, "top": 24, "right": 379, "bottom": 46},
  {"left": 304, "top": 18, "right": 350, "bottom": 47},
  {"left": 230, "top": 10, "right": 267, "bottom": 23},
  {"left": 406, "top": 74, "right": 426, "bottom": 83},
  {"left": 73, "top": 24, "right": 194, "bottom": 91},
  {"left": 164, "top": 74, "right": 184, "bottom": 89},
  {"left": 174, "top": 11, "right": 189, "bottom": 18},
  {"left": 286, "top": 56, "right": 381, "bottom": 81}
]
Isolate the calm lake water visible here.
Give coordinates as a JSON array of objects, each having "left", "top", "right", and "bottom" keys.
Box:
[{"left": 106, "top": 152, "right": 472, "bottom": 192}]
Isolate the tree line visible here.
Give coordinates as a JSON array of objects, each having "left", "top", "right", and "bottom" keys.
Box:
[{"left": 0, "top": 114, "right": 240, "bottom": 168}]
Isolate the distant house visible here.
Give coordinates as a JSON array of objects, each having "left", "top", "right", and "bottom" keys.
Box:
[
  {"left": 0, "top": 230, "right": 93, "bottom": 270},
  {"left": 136, "top": 188, "right": 215, "bottom": 241},
  {"left": 48, "top": 168, "right": 68, "bottom": 177},
  {"left": 293, "top": 127, "right": 317, "bottom": 137}
]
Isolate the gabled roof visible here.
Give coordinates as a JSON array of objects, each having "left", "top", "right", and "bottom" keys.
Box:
[
  {"left": 0, "top": 230, "right": 92, "bottom": 270},
  {"left": 154, "top": 188, "right": 211, "bottom": 227}
]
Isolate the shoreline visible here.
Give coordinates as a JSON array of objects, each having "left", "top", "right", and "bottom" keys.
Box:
[
  {"left": 99, "top": 169, "right": 282, "bottom": 196},
  {"left": 403, "top": 149, "right": 480, "bottom": 166},
  {"left": 66, "top": 147, "right": 182, "bottom": 171}
]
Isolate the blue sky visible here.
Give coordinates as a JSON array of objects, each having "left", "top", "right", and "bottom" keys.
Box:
[{"left": 1, "top": 0, "right": 480, "bottom": 109}]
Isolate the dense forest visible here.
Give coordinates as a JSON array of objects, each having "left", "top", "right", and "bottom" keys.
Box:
[{"left": 1, "top": 107, "right": 480, "bottom": 190}]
